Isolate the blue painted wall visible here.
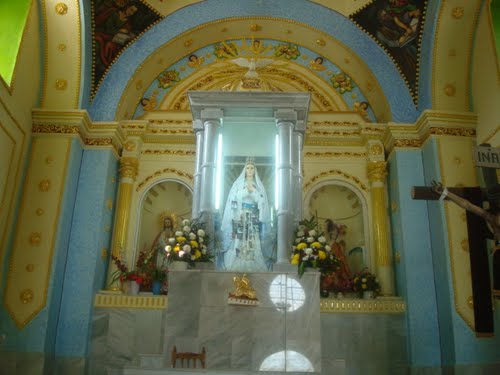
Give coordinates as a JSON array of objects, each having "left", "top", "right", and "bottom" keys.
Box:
[
  {"left": 388, "top": 148, "right": 441, "bottom": 367},
  {"left": 55, "top": 149, "right": 118, "bottom": 357}
]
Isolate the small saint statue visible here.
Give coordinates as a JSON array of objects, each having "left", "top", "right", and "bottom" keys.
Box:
[{"left": 228, "top": 273, "right": 259, "bottom": 306}]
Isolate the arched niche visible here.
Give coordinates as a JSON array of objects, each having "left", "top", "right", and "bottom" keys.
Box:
[
  {"left": 303, "top": 181, "right": 370, "bottom": 275},
  {"left": 136, "top": 179, "right": 193, "bottom": 258}
]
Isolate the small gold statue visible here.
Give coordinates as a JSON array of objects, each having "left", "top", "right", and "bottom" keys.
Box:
[{"left": 228, "top": 274, "right": 259, "bottom": 305}]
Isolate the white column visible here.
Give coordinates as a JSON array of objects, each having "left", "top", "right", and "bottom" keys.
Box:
[
  {"left": 199, "top": 109, "right": 222, "bottom": 215},
  {"left": 275, "top": 109, "right": 297, "bottom": 265},
  {"left": 192, "top": 120, "right": 204, "bottom": 218}
]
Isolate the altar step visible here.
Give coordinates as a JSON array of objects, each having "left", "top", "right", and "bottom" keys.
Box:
[{"left": 114, "top": 354, "right": 317, "bottom": 375}]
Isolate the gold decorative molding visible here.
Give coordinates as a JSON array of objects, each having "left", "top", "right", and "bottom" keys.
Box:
[
  {"left": 304, "top": 169, "right": 369, "bottom": 192},
  {"left": 304, "top": 151, "right": 366, "bottom": 158},
  {"left": 142, "top": 149, "right": 196, "bottom": 156},
  {"left": 85, "top": 138, "right": 113, "bottom": 147},
  {"left": 93, "top": 293, "right": 404, "bottom": 313},
  {"left": 32, "top": 124, "right": 79, "bottom": 134},
  {"left": 320, "top": 297, "right": 406, "bottom": 314},
  {"left": 369, "top": 144, "right": 383, "bottom": 155},
  {"left": 119, "top": 157, "right": 139, "bottom": 179},
  {"left": 136, "top": 168, "right": 194, "bottom": 191},
  {"left": 309, "top": 120, "right": 359, "bottom": 127},
  {"left": 94, "top": 292, "right": 168, "bottom": 309},
  {"left": 367, "top": 161, "right": 388, "bottom": 182},
  {"left": 393, "top": 139, "right": 423, "bottom": 148},
  {"left": 429, "top": 127, "right": 476, "bottom": 137},
  {"left": 125, "top": 141, "right": 136, "bottom": 151}
]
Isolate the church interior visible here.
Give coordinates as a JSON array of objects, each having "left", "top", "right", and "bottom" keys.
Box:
[{"left": 1, "top": 0, "right": 500, "bottom": 374}]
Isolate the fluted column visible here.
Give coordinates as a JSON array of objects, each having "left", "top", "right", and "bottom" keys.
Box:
[
  {"left": 198, "top": 109, "right": 222, "bottom": 215},
  {"left": 276, "top": 110, "right": 296, "bottom": 265},
  {"left": 367, "top": 160, "right": 395, "bottom": 295},
  {"left": 192, "top": 120, "right": 205, "bottom": 218},
  {"left": 294, "top": 131, "right": 304, "bottom": 224},
  {"left": 107, "top": 156, "right": 138, "bottom": 289}
]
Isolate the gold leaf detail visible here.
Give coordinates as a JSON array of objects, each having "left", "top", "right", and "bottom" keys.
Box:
[
  {"left": 29, "top": 232, "right": 42, "bottom": 246},
  {"left": 38, "top": 179, "right": 51, "bottom": 192},
  {"left": 451, "top": 7, "right": 464, "bottom": 19},
  {"left": 20, "top": 289, "right": 34, "bottom": 304},
  {"left": 443, "top": 83, "right": 456, "bottom": 97},
  {"left": 36, "top": 208, "right": 44, "bottom": 216},
  {"left": 55, "top": 79, "right": 67, "bottom": 90},
  {"left": 250, "top": 24, "right": 261, "bottom": 32},
  {"left": 316, "top": 38, "right": 326, "bottom": 46},
  {"left": 184, "top": 39, "right": 193, "bottom": 47},
  {"left": 26, "top": 264, "right": 34, "bottom": 272},
  {"left": 125, "top": 141, "right": 136, "bottom": 151},
  {"left": 55, "top": 3, "right": 68, "bottom": 15}
]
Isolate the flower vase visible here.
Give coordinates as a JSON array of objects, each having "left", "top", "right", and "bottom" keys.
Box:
[
  {"left": 195, "top": 262, "right": 215, "bottom": 270},
  {"left": 120, "top": 280, "right": 130, "bottom": 294},
  {"left": 152, "top": 280, "right": 162, "bottom": 295},
  {"left": 170, "top": 261, "right": 188, "bottom": 271},
  {"left": 129, "top": 281, "right": 141, "bottom": 295},
  {"left": 362, "top": 290, "right": 375, "bottom": 299}
]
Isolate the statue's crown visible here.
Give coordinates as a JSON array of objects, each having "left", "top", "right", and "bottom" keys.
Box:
[{"left": 246, "top": 156, "right": 255, "bottom": 164}]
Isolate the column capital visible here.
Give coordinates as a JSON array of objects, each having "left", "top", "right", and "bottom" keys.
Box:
[
  {"left": 200, "top": 108, "right": 224, "bottom": 122},
  {"left": 275, "top": 109, "right": 297, "bottom": 123},
  {"left": 367, "top": 161, "right": 388, "bottom": 183},
  {"left": 119, "top": 157, "right": 139, "bottom": 180}
]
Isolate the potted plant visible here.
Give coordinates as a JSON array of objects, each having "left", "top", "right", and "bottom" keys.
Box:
[
  {"left": 352, "top": 268, "right": 381, "bottom": 299},
  {"left": 150, "top": 267, "right": 168, "bottom": 295}
]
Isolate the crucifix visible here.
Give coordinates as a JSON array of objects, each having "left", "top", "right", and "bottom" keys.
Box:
[{"left": 411, "top": 168, "right": 500, "bottom": 336}]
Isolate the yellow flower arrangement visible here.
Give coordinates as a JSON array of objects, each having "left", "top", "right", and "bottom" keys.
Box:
[
  {"left": 290, "top": 217, "right": 340, "bottom": 277},
  {"left": 164, "top": 218, "right": 212, "bottom": 266}
]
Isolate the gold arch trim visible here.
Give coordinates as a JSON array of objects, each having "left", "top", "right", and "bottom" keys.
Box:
[
  {"left": 136, "top": 168, "right": 193, "bottom": 192},
  {"left": 117, "top": 16, "right": 389, "bottom": 121},
  {"left": 304, "top": 169, "right": 369, "bottom": 192}
]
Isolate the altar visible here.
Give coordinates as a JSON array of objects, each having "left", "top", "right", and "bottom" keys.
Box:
[{"left": 90, "top": 269, "right": 407, "bottom": 375}]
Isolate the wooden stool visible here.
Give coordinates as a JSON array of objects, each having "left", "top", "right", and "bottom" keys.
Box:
[{"left": 171, "top": 346, "right": 206, "bottom": 368}]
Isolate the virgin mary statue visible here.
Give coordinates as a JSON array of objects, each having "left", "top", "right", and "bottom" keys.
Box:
[{"left": 220, "top": 158, "right": 272, "bottom": 271}]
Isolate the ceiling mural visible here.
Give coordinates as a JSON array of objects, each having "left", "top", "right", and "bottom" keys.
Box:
[
  {"left": 92, "top": 0, "right": 161, "bottom": 94},
  {"left": 351, "top": 0, "right": 427, "bottom": 101}
]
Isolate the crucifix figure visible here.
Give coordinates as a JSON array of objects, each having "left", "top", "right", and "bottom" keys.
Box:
[{"left": 412, "top": 177, "right": 500, "bottom": 336}]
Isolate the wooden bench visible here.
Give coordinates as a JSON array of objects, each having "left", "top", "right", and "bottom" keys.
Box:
[{"left": 171, "top": 346, "right": 206, "bottom": 368}]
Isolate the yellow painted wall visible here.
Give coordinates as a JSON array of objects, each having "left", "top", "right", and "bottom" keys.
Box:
[
  {"left": 0, "top": 1, "right": 42, "bottom": 273},
  {"left": 471, "top": 4, "right": 500, "bottom": 145}
]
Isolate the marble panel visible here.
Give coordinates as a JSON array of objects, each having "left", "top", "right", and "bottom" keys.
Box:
[{"left": 134, "top": 309, "right": 164, "bottom": 354}]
